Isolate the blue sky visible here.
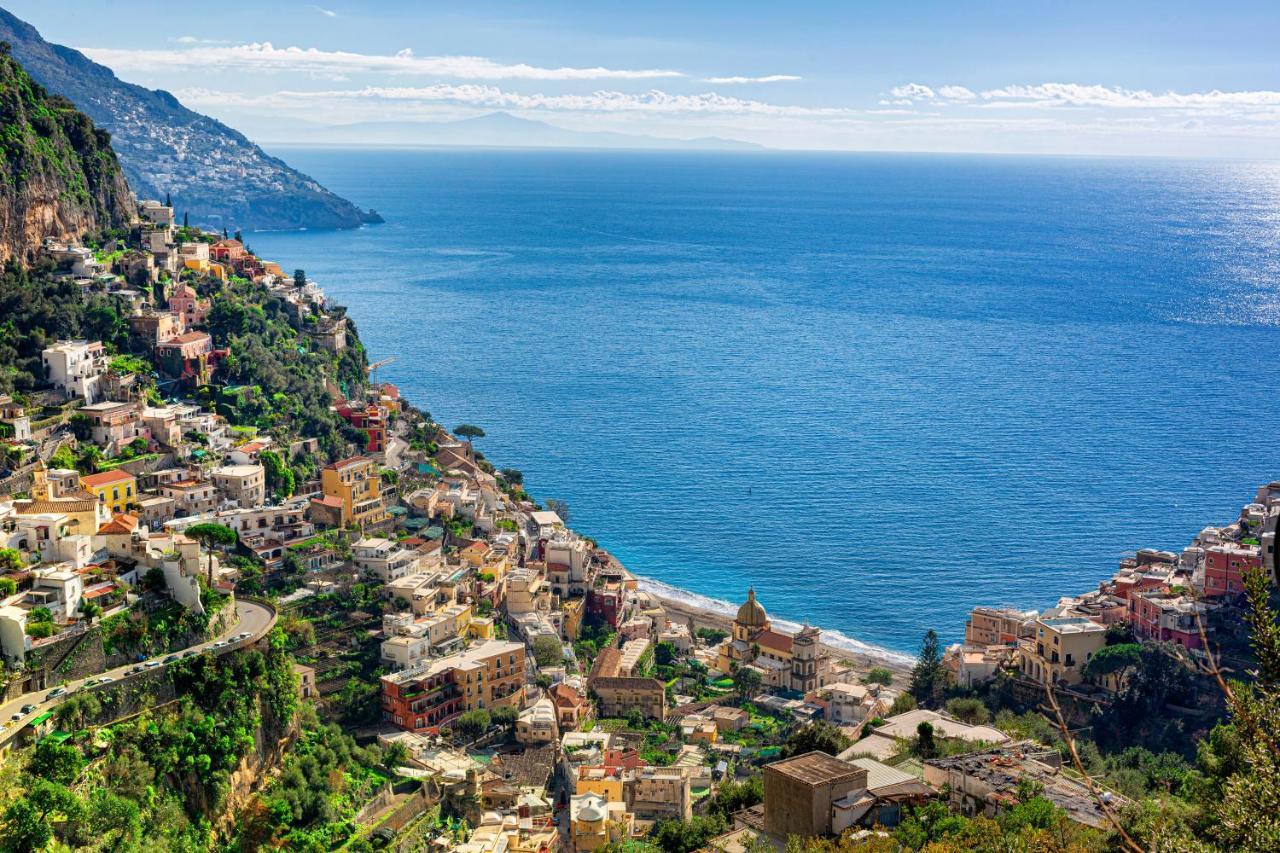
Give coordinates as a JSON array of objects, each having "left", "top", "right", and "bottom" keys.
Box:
[{"left": 9, "top": 0, "right": 1280, "bottom": 155}]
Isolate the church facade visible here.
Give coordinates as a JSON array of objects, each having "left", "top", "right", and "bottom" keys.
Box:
[{"left": 715, "top": 588, "right": 829, "bottom": 693}]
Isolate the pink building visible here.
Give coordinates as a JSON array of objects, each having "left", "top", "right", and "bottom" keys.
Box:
[
  {"left": 1203, "top": 544, "right": 1261, "bottom": 598},
  {"left": 167, "top": 283, "right": 209, "bottom": 326}
]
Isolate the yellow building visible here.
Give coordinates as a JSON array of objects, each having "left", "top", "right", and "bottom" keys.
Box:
[
  {"left": 570, "top": 793, "right": 630, "bottom": 852},
  {"left": 80, "top": 469, "right": 138, "bottom": 516},
  {"left": 575, "top": 767, "right": 625, "bottom": 802},
  {"left": 320, "top": 456, "right": 386, "bottom": 527},
  {"left": 1018, "top": 617, "right": 1106, "bottom": 686}
]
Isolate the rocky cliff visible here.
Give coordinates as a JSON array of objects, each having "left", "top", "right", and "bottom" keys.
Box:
[
  {"left": 0, "top": 42, "right": 131, "bottom": 263},
  {"left": 0, "top": 7, "right": 381, "bottom": 232}
]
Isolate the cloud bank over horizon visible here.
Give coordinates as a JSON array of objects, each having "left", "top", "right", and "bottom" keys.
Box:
[{"left": 63, "top": 20, "right": 1280, "bottom": 158}]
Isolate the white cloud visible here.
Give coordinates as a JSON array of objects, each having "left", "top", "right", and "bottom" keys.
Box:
[
  {"left": 175, "top": 84, "right": 858, "bottom": 117},
  {"left": 309, "top": 5, "right": 337, "bottom": 16},
  {"left": 79, "top": 42, "right": 686, "bottom": 81},
  {"left": 889, "top": 83, "right": 935, "bottom": 100},
  {"left": 890, "top": 80, "right": 1280, "bottom": 116},
  {"left": 937, "top": 85, "right": 976, "bottom": 101},
  {"left": 703, "top": 75, "right": 801, "bottom": 84}
]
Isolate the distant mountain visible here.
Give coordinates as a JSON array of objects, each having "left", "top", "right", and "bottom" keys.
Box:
[
  {"left": 288, "top": 111, "right": 766, "bottom": 152},
  {"left": 0, "top": 44, "right": 131, "bottom": 263},
  {"left": 0, "top": 7, "right": 381, "bottom": 232}
]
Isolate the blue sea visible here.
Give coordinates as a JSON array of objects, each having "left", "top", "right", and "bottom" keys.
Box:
[{"left": 251, "top": 148, "right": 1280, "bottom": 660}]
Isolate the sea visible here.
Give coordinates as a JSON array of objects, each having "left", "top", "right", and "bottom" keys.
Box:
[{"left": 250, "top": 148, "right": 1280, "bottom": 661}]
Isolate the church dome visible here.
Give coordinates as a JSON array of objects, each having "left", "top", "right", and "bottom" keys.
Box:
[{"left": 736, "top": 588, "right": 768, "bottom": 628}]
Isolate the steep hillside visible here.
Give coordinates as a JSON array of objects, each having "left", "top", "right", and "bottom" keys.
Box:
[
  {"left": 0, "top": 7, "right": 381, "bottom": 233},
  {"left": 0, "top": 43, "right": 131, "bottom": 264}
]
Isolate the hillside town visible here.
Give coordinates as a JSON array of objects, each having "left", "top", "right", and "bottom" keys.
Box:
[{"left": 0, "top": 195, "right": 1274, "bottom": 852}]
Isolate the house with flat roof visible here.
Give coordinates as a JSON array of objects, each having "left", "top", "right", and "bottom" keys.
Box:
[{"left": 1017, "top": 616, "right": 1106, "bottom": 686}]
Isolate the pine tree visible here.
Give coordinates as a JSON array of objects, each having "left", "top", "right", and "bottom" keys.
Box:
[
  {"left": 182, "top": 211, "right": 189, "bottom": 228},
  {"left": 909, "top": 629, "right": 946, "bottom": 708}
]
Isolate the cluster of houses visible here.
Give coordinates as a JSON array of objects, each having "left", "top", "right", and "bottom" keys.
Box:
[
  {"left": 947, "top": 482, "right": 1280, "bottom": 700},
  {"left": 2, "top": 199, "right": 1215, "bottom": 852}
]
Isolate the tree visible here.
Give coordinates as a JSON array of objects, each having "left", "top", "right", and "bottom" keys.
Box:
[
  {"left": 29, "top": 740, "right": 84, "bottom": 786},
  {"left": 0, "top": 547, "right": 22, "bottom": 573},
  {"left": 909, "top": 629, "right": 947, "bottom": 708},
  {"left": 532, "top": 635, "right": 563, "bottom": 668},
  {"left": 184, "top": 523, "right": 237, "bottom": 586},
  {"left": 1107, "top": 621, "right": 1137, "bottom": 646},
  {"left": 293, "top": 269, "right": 307, "bottom": 288},
  {"left": 651, "top": 814, "right": 726, "bottom": 853},
  {"left": 1, "top": 797, "right": 52, "bottom": 853},
  {"left": 499, "top": 468, "right": 524, "bottom": 486},
  {"left": 945, "top": 696, "right": 990, "bottom": 725},
  {"left": 455, "top": 709, "right": 490, "bottom": 741},
  {"left": 654, "top": 640, "right": 678, "bottom": 667},
  {"left": 862, "top": 667, "right": 894, "bottom": 686},
  {"left": 1197, "top": 567, "right": 1280, "bottom": 848},
  {"left": 733, "top": 665, "right": 763, "bottom": 699},
  {"left": 0, "top": 577, "right": 15, "bottom": 596},
  {"left": 914, "top": 721, "right": 938, "bottom": 759},
  {"left": 782, "top": 721, "right": 849, "bottom": 758},
  {"left": 79, "top": 598, "right": 103, "bottom": 624},
  {"left": 454, "top": 423, "right": 485, "bottom": 444},
  {"left": 182, "top": 211, "right": 189, "bottom": 229},
  {"left": 1083, "top": 642, "right": 1142, "bottom": 685},
  {"left": 260, "top": 449, "right": 296, "bottom": 498}
]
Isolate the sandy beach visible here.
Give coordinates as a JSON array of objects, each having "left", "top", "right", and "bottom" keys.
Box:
[{"left": 649, "top": 586, "right": 914, "bottom": 683}]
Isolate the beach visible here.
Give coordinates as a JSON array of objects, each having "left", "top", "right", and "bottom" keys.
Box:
[{"left": 641, "top": 577, "right": 915, "bottom": 682}]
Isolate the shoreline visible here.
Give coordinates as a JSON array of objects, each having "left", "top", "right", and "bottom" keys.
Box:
[{"left": 637, "top": 575, "right": 915, "bottom": 679}]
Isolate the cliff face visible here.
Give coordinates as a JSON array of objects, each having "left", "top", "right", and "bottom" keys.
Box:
[
  {"left": 0, "top": 43, "right": 131, "bottom": 263},
  {"left": 0, "top": 7, "right": 381, "bottom": 233}
]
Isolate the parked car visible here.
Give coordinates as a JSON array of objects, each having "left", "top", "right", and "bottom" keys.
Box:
[
  {"left": 238, "top": 632, "right": 250, "bottom": 640},
  {"left": 46, "top": 687, "right": 64, "bottom": 700},
  {"left": 9, "top": 713, "right": 20, "bottom": 722},
  {"left": 183, "top": 650, "right": 196, "bottom": 658},
  {"left": 20, "top": 705, "right": 35, "bottom": 714},
  {"left": 163, "top": 655, "right": 179, "bottom": 663},
  {"left": 98, "top": 677, "right": 113, "bottom": 684},
  {"left": 144, "top": 661, "right": 160, "bottom": 669}
]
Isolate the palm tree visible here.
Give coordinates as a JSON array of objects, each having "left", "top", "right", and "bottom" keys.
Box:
[{"left": 184, "top": 523, "right": 237, "bottom": 587}]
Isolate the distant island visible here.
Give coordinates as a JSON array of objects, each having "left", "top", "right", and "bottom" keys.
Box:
[{"left": 269, "top": 110, "right": 767, "bottom": 152}]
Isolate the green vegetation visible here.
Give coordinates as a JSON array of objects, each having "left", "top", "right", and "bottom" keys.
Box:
[
  {"left": 908, "top": 628, "right": 946, "bottom": 708},
  {"left": 0, "top": 634, "right": 297, "bottom": 850},
  {"left": 531, "top": 634, "right": 563, "bottom": 668},
  {"left": 237, "top": 706, "right": 392, "bottom": 850}
]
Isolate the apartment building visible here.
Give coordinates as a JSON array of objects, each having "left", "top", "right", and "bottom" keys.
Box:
[
  {"left": 42, "top": 340, "right": 107, "bottom": 402},
  {"left": 319, "top": 456, "right": 386, "bottom": 527},
  {"left": 380, "top": 639, "right": 526, "bottom": 733},
  {"left": 1017, "top": 617, "right": 1106, "bottom": 686}
]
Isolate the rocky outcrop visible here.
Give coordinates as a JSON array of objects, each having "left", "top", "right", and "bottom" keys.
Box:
[
  {"left": 0, "top": 42, "right": 131, "bottom": 263},
  {"left": 0, "top": 8, "right": 382, "bottom": 232}
]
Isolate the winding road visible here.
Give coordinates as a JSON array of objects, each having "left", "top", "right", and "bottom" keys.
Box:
[{"left": 0, "top": 597, "right": 276, "bottom": 748}]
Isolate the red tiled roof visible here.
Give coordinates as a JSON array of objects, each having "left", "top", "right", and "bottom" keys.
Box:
[
  {"left": 97, "top": 513, "right": 139, "bottom": 535},
  {"left": 81, "top": 470, "right": 135, "bottom": 489},
  {"left": 311, "top": 495, "right": 344, "bottom": 508},
  {"left": 755, "top": 629, "right": 794, "bottom": 654},
  {"left": 160, "top": 331, "right": 212, "bottom": 346}
]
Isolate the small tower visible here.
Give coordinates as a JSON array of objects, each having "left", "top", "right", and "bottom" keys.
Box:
[{"left": 791, "top": 623, "right": 821, "bottom": 692}]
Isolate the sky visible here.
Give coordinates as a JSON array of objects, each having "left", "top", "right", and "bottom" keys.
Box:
[{"left": 8, "top": 0, "right": 1280, "bottom": 156}]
